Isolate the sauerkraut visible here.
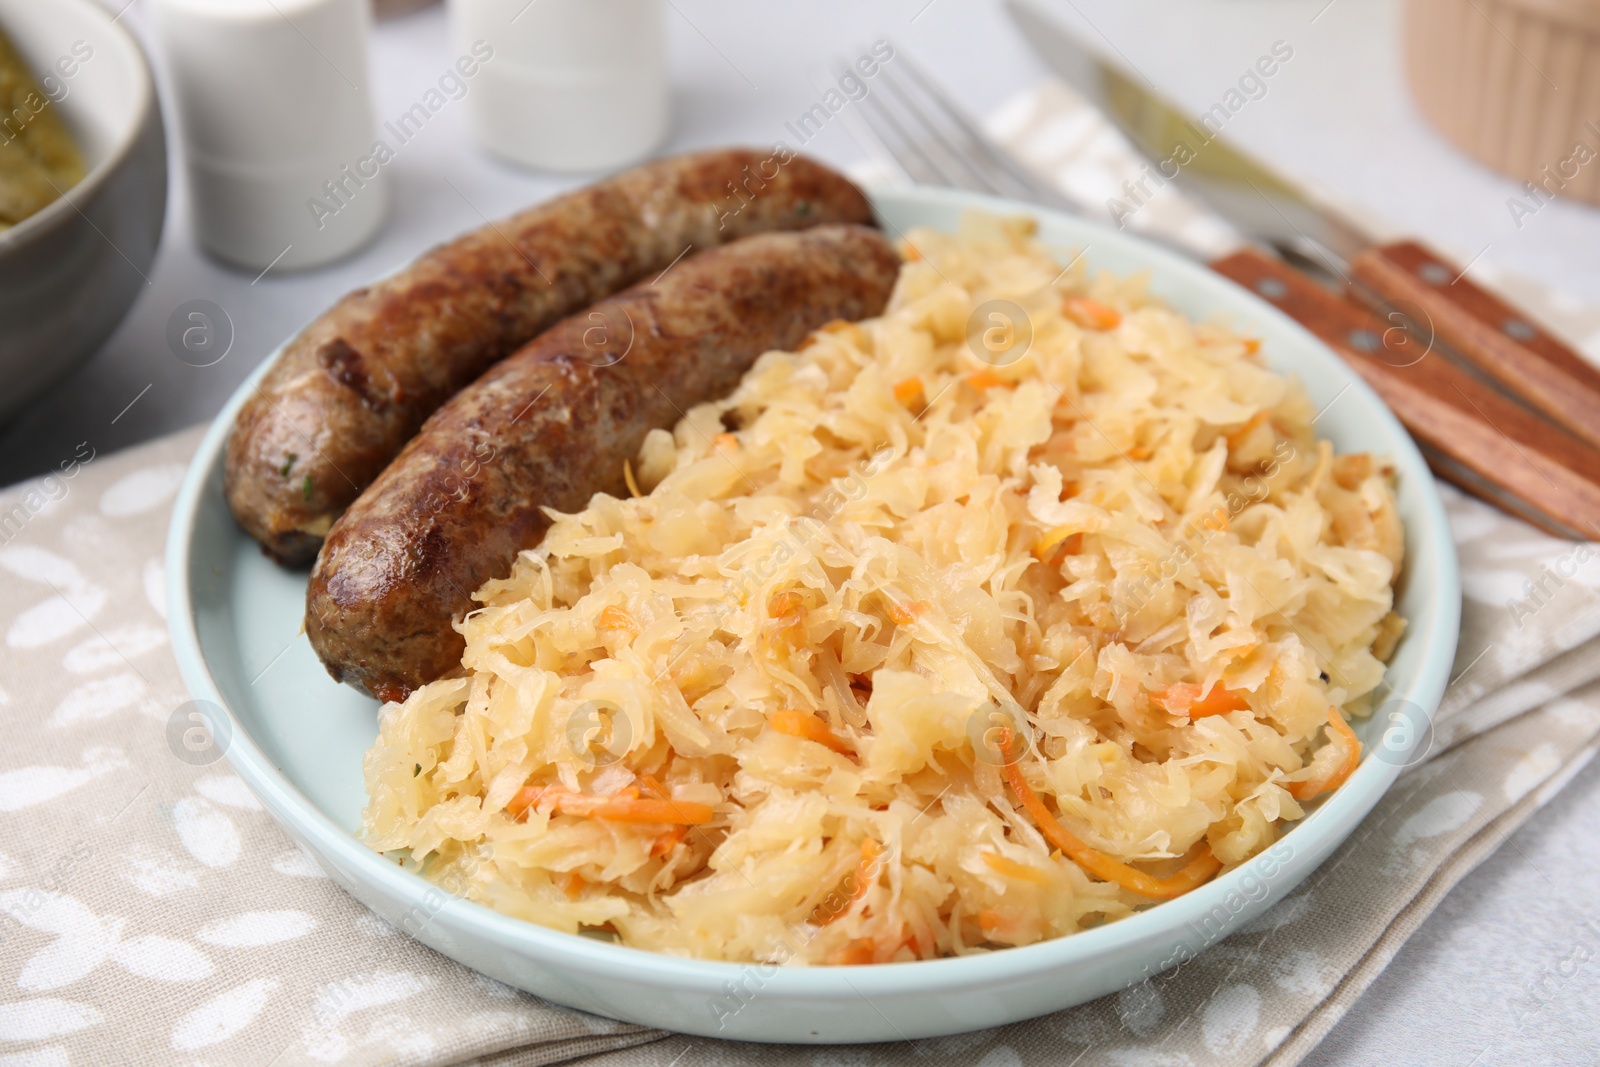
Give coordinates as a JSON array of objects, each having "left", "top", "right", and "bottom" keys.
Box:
[{"left": 361, "top": 213, "right": 1405, "bottom": 964}]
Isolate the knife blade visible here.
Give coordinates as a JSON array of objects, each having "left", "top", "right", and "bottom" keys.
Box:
[
  {"left": 1005, "top": 1, "right": 1370, "bottom": 276},
  {"left": 1006, "top": 0, "right": 1600, "bottom": 539}
]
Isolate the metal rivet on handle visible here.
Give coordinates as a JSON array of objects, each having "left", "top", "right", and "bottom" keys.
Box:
[
  {"left": 1255, "top": 277, "right": 1288, "bottom": 300},
  {"left": 1346, "top": 329, "right": 1381, "bottom": 352},
  {"left": 1418, "top": 263, "right": 1453, "bottom": 285},
  {"left": 1503, "top": 318, "right": 1537, "bottom": 341}
]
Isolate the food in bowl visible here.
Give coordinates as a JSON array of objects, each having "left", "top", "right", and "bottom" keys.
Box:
[
  {"left": 0, "top": 0, "right": 167, "bottom": 428},
  {"left": 0, "top": 25, "right": 84, "bottom": 230},
  {"left": 362, "top": 213, "right": 1404, "bottom": 964}
]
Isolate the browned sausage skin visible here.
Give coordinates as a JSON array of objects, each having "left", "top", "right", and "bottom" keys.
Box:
[
  {"left": 225, "top": 148, "right": 874, "bottom": 565},
  {"left": 307, "top": 225, "right": 900, "bottom": 700}
]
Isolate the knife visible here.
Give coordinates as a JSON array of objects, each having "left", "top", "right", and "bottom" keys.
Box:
[{"left": 1005, "top": 0, "right": 1600, "bottom": 540}]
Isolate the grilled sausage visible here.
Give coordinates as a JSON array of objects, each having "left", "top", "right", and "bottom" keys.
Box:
[
  {"left": 226, "top": 148, "right": 873, "bottom": 565},
  {"left": 306, "top": 224, "right": 900, "bottom": 700}
]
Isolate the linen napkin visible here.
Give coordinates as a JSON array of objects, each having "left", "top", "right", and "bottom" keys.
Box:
[{"left": 3, "top": 82, "right": 1600, "bottom": 1067}]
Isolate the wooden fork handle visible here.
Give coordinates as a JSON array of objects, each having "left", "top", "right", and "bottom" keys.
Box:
[
  {"left": 1210, "top": 247, "right": 1600, "bottom": 541},
  {"left": 1350, "top": 239, "right": 1600, "bottom": 453}
]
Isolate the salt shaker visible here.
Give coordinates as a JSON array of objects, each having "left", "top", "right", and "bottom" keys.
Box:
[
  {"left": 153, "top": 0, "right": 387, "bottom": 272},
  {"left": 449, "top": 0, "right": 668, "bottom": 172}
]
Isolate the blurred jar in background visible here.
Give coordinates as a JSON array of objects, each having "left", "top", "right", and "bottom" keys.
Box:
[
  {"left": 153, "top": 0, "right": 387, "bottom": 271},
  {"left": 1405, "top": 0, "right": 1600, "bottom": 206},
  {"left": 449, "top": 0, "right": 668, "bottom": 172}
]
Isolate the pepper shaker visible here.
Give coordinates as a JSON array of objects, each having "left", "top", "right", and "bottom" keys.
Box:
[
  {"left": 449, "top": 0, "right": 669, "bottom": 172},
  {"left": 153, "top": 0, "right": 387, "bottom": 271}
]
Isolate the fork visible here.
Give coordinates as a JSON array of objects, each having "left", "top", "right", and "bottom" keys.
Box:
[
  {"left": 845, "top": 55, "right": 1076, "bottom": 212},
  {"left": 840, "top": 55, "right": 1222, "bottom": 267}
]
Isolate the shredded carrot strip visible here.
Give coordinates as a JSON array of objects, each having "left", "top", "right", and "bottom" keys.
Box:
[
  {"left": 965, "top": 368, "right": 1005, "bottom": 390},
  {"left": 1152, "top": 683, "right": 1249, "bottom": 718},
  {"left": 713, "top": 432, "right": 738, "bottom": 451},
  {"left": 765, "top": 591, "right": 807, "bottom": 647},
  {"left": 902, "top": 244, "right": 923, "bottom": 262},
  {"left": 892, "top": 376, "right": 924, "bottom": 408},
  {"left": 507, "top": 785, "right": 714, "bottom": 826},
  {"left": 584, "top": 797, "right": 715, "bottom": 825},
  {"left": 1287, "top": 707, "right": 1362, "bottom": 800},
  {"left": 1244, "top": 337, "right": 1263, "bottom": 355},
  {"left": 1224, "top": 410, "right": 1269, "bottom": 448},
  {"left": 1190, "top": 684, "right": 1249, "bottom": 717},
  {"left": 767, "top": 591, "right": 805, "bottom": 618},
  {"left": 1061, "top": 533, "right": 1085, "bottom": 558},
  {"left": 1062, "top": 296, "right": 1121, "bottom": 331},
  {"left": 976, "top": 909, "right": 1018, "bottom": 940},
  {"left": 622, "top": 458, "right": 641, "bottom": 498},
  {"left": 998, "top": 731, "right": 1221, "bottom": 900},
  {"left": 505, "top": 785, "right": 545, "bottom": 821},
  {"left": 1033, "top": 524, "right": 1083, "bottom": 562},
  {"left": 981, "top": 851, "right": 1049, "bottom": 884},
  {"left": 1129, "top": 445, "right": 1152, "bottom": 460},
  {"left": 635, "top": 773, "right": 668, "bottom": 799},
  {"left": 1202, "top": 506, "right": 1230, "bottom": 532},
  {"left": 562, "top": 871, "right": 586, "bottom": 899},
  {"left": 1150, "top": 683, "right": 1201, "bottom": 712},
  {"left": 597, "top": 605, "right": 640, "bottom": 639},
  {"left": 650, "top": 824, "right": 687, "bottom": 858},
  {"left": 851, "top": 839, "right": 883, "bottom": 904},
  {"left": 769, "top": 709, "right": 853, "bottom": 755},
  {"left": 886, "top": 598, "right": 928, "bottom": 626},
  {"left": 1034, "top": 526, "right": 1070, "bottom": 559},
  {"left": 832, "top": 938, "right": 877, "bottom": 965}
]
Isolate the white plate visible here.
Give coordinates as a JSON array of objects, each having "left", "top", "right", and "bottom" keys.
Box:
[{"left": 166, "top": 184, "right": 1461, "bottom": 1044}]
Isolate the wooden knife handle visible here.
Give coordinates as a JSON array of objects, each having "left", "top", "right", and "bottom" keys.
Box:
[
  {"left": 1210, "top": 247, "right": 1600, "bottom": 540},
  {"left": 1350, "top": 239, "right": 1600, "bottom": 452}
]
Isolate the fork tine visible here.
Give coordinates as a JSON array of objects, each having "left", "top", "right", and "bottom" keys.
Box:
[
  {"left": 846, "top": 51, "right": 980, "bottom": 193},
  {"left": 874, "top": 63, "right": 1010, "bottom": 198},
  {"left": 853, "top": 73, "right": 965, "bottom": 189},
  {"left": 846, "top": 43, "right": 1079, "bottom": 216},
  {"left": 816, "top": 64, "right": 916, "bottom": 184},
  {"left": 893, "top": 53, "right": 1074, "bottom": 210},
  {"left": 889, "top": 59, "right": 1024, "bottom": 199}
]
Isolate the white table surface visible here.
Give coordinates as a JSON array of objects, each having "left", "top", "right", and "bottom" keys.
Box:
[{"left": 7, "top": 0, "right": 1597, "bottom": 1062}]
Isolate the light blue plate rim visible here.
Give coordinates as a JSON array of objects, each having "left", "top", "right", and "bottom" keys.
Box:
[{"left": 165, "top": 183, "right": 1461, "bottom": 1004}]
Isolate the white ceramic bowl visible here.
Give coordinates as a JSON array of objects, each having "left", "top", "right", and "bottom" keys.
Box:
[
  {"left": 166, "top": 185, "right": 1461, "bottom": 1044},
  {"left": 0, "top": 0, "right": 166, "bottom": 425}
]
